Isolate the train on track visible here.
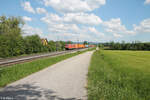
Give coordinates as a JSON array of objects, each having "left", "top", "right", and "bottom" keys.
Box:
[{"left": 65, "top": 44, "right": 95, "bottom": 50}]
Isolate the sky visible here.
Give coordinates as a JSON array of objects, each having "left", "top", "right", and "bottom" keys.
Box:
[{"left": 0, "top": 0, "right": 150, "bottom": 42}]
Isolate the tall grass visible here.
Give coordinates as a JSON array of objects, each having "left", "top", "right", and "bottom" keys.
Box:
[{"left": 88, "top": 50, "right": 150, "bottom": 100}]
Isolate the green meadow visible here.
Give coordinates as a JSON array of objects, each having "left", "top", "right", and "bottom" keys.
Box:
[{"left": 88, "top": 50, "right": 150, "bottom": 100}]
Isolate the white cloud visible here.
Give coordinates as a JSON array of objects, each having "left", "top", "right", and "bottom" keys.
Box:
[
  {"left": 22, "top": 24, "right": 43, "bottom": 37},
  {"left": 53, "top": 25, "right": 104, "bottom": 41},
  {"left": 46, "top": 24, "right": 87, "bottom": 41},
  {"left": 20, "top": 0, "right": 107, "bottom": 41},
  {"left": 101, "top": 18, "right": 150, "bottom": 38},
  {"left": 46, "top": 29, "right": 104, "bottom": 42},
  {"left": 103, "top": 18, "right": 127, "bottom": 33},
  {"left": 22, "top": 16, "right": 32, "bottom": 22},
  {"left": 102, "top": 18, "right": 135, "bottom": 37},
  {"left": 133, "top": 18, "right": 150, "bottom": 33},
  {"left": 113, "top": 33, "right": 122, "bottom": 38},
  {"left": 63, "top": 13, "right": 102, "bottom": 25},
  {"left": 144, "top": 0, "right": 150, "bottom": 4},
  {"left": 88, "top": 27, "right": 104, "bottom": 37},
  {"left": 44, "top": 0, "right": 91, "bottom": 13},
  {"left": 41, "top": 13, "right": 61, "bottom": 25},
  {"left": 41, "top": 13, "right": 105, "bottom": 41},
  {"left": 36, "top": 8, "right": 47, "bottom": 14},
  {"left": 47, "top": 23, "right": 80, "bottom": 34},
  {"left": 21, "top": 0, "right": 150, "bottom": 41},
  {"left": 46, "top": 32, "right": 94, "bottom": 42},
  {"left": 86, "top": 0, "right": 106, "bottom": 10},
  {"left": 41, "top": 13, "right": 102, "bottom": 25},
  {"left": 43, "top": 0, "right": 106, "bottom": 13},
  {"left": 22, "top": 1, "right": 35, "bottom": 13}
]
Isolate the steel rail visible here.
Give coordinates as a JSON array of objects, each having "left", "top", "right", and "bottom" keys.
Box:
[{"left": 0, "top": 48, "right": 88, "bottom": 67}]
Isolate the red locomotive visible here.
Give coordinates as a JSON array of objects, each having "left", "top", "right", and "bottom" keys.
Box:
[{"left": 65, "top": 44, "right": 95, "bottom": 50}]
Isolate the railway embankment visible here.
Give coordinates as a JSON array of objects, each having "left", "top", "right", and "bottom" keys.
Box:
[{"left": 0, "top": 48, "right": 94, "bottom": 88}]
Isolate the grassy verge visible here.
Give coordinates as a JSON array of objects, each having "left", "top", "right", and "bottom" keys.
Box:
[
  {"left": 0, "top": 49, "right": 93, "bottom": 87},
  {"left": 88, "top": 50, "right": 150, "bottom": 100}
]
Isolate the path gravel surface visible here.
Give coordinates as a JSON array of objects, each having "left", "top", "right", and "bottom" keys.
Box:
[{"left": 0, "top": 51, "right": 93, "bottom": 100}]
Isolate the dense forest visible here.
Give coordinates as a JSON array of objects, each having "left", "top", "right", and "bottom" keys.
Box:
[{"left": 100, "top": 41, "right": 150, "bottom": 50}]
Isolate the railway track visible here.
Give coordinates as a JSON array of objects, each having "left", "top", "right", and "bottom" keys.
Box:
[{"left": 0, "top": 48, "right": 88, "bottom": 67}]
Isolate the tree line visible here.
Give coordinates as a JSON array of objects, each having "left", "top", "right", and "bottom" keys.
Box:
[
  {"left": 99, "top": 41, "right": 150, "bottom": 50},
  {"left": 0, "top": 16, "right": 67, "bottom": 58}
]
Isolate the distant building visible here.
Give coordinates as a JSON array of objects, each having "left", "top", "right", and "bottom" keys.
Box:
[{"left": 41, "top": 38, "right": 48, "bottom": 45}]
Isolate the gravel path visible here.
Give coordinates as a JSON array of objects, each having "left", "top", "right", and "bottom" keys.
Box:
[{"left": 0, "top": 51, "right": 93, "bottom": 100}]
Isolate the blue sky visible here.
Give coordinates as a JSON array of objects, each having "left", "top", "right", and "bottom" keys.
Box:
[{"left": 0, "top": 0, "right": 150, "bottom": 42}]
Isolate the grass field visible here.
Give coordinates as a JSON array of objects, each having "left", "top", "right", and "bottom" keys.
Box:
[
  {"left": 88, "top": 50, "right": 150, "bottom": 100},
  {"left": 0, "top": 49, "right": 94, "bottom": 88}
]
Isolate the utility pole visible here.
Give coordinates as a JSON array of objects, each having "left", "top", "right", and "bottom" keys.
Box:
[
  {"left": 77, "top": 38, "right": 79, "bottom": 49},
  {"left": 56, "top": 36, "right": 59, "bottom": 52}
]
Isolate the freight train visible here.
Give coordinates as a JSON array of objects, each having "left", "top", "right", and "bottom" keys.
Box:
[{"left": 65, "top": 44, "right": 95, "bottom": 50}]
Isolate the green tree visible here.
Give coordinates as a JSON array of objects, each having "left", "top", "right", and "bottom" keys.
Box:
[
  {"left": 24, "top": 35, "right": 43, "bottom": 54},
  {"left": 0, "top": 16, "right": 24, "bottom": 57},
  {"left": 59, "top": 41, "right": 66, "bottom": 50},
  {"left": 83, "top": 41, "right": 88, "bottom": 45},
  {"left": 55, "top": 41, "right": 62, "bottom": 51},
  {"left": 98, "top": 44, "right": 104, "bottom": 49},
  {"left": 48, "top": 41, "right": 56, "bottom": 52},
  {"left": 66, "top": 41, "right": 73, "bottom": 44}
]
